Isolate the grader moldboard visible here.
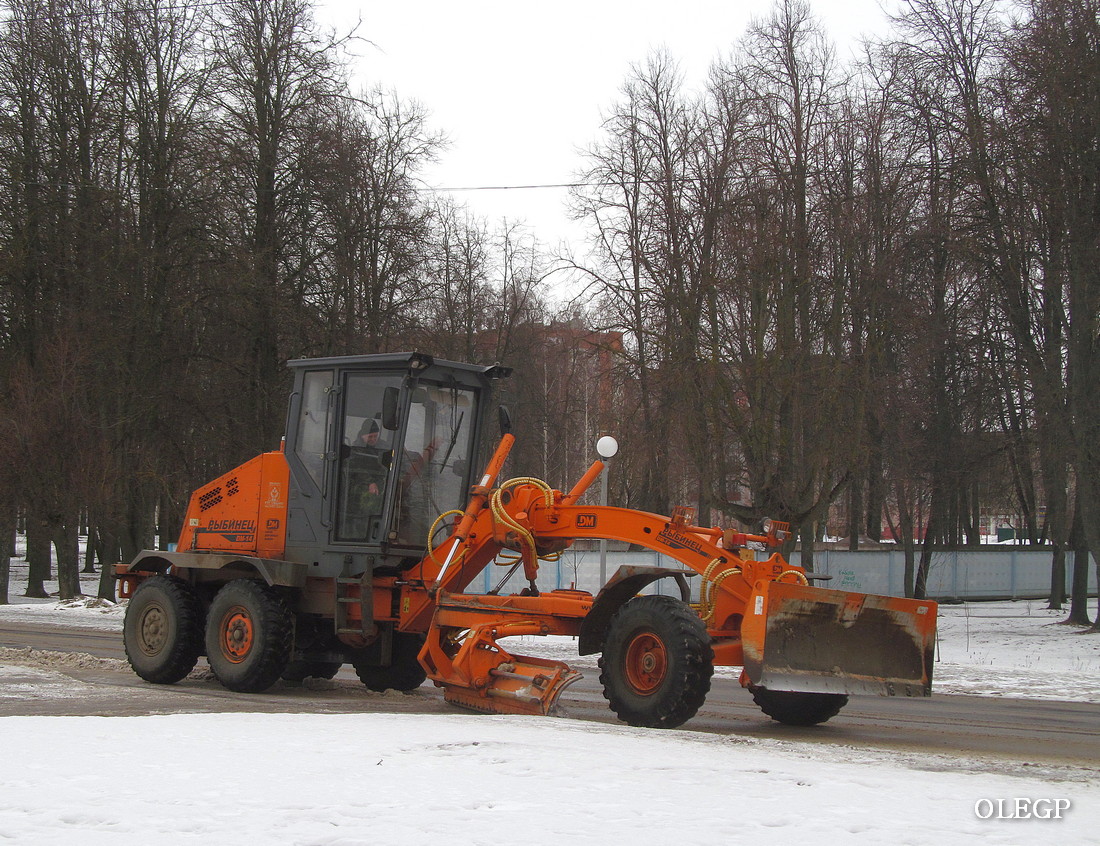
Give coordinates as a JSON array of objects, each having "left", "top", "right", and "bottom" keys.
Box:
[{"left": 116, "top": 352, "right": 937, "bottom": 728}]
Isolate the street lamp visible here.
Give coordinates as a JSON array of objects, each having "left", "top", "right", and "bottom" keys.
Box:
[{"left": 596, "top": 436, "right": 618, "bottom": 585}]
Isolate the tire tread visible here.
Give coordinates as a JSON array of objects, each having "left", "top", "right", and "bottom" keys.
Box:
[
  {"left": 123, "top": 574, "right": 203, "bottom": 685},
  {"left": 205, "top": 580, "right": 293, "bottom": 693},
  {"left": 750, "top": 687, "right": 848, "bottom": 725},
  {"left": 353, "top": 632, "right": 427, "bottom": 692},
  {"left": 598, "top": 594, "right": 713, "bottom": 728}
]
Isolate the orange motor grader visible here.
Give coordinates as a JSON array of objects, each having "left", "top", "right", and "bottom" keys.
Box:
[{"left": 116, "top": 352, "right": 937, "bottom": 728}]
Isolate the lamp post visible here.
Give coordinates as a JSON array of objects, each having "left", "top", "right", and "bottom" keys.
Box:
[{"left": 596, "top": 436, "right": 618, "bottom": 586}]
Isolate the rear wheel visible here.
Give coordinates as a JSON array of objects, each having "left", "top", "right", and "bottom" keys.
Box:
[
  {"left": 354, "top": 632, "right": 427, "bottom": 692},
  {"left": 599, "top": 594, "right": 713, "bottom": 728},
  {"left": 123, "top": 575, "right": 203, "bottom": 684},
  {"left": 205, "top": 580, "right": 293, "bottom": 693},
  {"left": 281, "top": 660, "right": 342, "bottom": 682},
  {"left": 750, "top": 686, "right": 849, "bottom": 726}
]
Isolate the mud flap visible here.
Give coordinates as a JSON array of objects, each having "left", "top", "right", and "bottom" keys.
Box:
[{"left": 740, "top": 580, "right": 937, "bottom": 697}]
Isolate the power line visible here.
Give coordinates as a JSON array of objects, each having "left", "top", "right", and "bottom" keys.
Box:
[
  {"left": 427, "top": 176, "right": 706, "bottom": 193},
  {"left": 430, "top": 182, "right": 587, "bottom": 192}
]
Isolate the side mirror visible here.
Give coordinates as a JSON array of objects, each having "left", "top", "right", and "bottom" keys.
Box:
[
  {"left": 382, "top": 387, "right": 399, "bottom": 431},
  {"left": 498, "top": 406, "right": 513, "bottom": 436}
]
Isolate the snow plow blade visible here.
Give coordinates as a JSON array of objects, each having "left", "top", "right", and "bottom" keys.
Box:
[
  {"left": 419, "top": 617, "right": 584, "bottom": 717},
  {"left": 740, "top": 580, "right": 937, "bottom": 697},
  {"left": 440, "top": 654, "right": 583, "bottom": 717}
]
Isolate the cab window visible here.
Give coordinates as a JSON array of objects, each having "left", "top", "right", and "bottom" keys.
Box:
[
  {"left": 391, "top": 383, "right": 477, "bottom": 547},
  {"left": 335, "top": 373, "right": 401, "bottom": 542}
]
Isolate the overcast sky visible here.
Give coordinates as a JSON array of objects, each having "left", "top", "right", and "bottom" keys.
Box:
[{"left": 314, "top": 0, "right": 901, "bottom": 270}]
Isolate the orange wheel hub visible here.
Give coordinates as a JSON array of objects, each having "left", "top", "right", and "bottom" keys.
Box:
[
  {"left": 219, "top": 605, "right": 254, "bottom": 664},
  {"left": 624, "top": 631, "right": 667, "bottom": 695}
]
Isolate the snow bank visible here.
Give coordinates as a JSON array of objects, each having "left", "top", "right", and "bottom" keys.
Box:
[{"left": 1, "top": 711, "right": 1096, "bottom": 845}]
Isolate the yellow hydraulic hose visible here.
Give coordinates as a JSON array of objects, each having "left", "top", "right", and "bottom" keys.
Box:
[{"left": 699, "top": 558, "right": 742, "bottom": 623}]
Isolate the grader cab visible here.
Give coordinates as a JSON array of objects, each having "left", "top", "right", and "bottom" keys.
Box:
[{"left": 117, "top": 352, "right": 937, "bottom": 728}]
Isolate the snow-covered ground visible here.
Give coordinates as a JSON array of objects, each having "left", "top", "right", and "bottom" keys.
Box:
[
  {"left": 3, "top": 710, "right": 1096, "bottom": 846},
  {"left": 1, "top": 562, "right": 1098, "bottom": 844}
]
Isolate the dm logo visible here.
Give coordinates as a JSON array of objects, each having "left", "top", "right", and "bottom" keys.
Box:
[{"left": 576, "top": 514, "right": 598, "bottom": 529}]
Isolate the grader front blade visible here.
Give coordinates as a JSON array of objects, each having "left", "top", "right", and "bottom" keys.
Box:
[{"left": 740, "top": 580, "right": 937, "bottom": 698}]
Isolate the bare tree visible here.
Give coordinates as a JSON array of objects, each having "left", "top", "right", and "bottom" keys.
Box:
[
  {"left": 572, "top": 51, "right": 692, "bottom": 515},
  {"left": 302, "top": 91, "right": 439, "bottom": 355},
  {"left": 709, "top": 0, "right": 856, "bottom": 564},
  {"left": 894, "top": 0, "right": 1097, "bottom": 614},
  {"left": 0, "top": 0, "right": 123, "bottom": 597},
  {"left": 1016, "top": 0, "right": 1100, "bottom": 628},
  {"left": 210, "top": 0, "right": 348, "bottom": 448}
]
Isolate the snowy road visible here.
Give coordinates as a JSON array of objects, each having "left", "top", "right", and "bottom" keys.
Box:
[{"left": 1, "top": 620, "right": 1098, "bottom": 767}]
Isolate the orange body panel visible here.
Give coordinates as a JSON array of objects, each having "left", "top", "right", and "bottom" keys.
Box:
[{"left": 176, "top": 452, "right": 290, "bottom": 559}]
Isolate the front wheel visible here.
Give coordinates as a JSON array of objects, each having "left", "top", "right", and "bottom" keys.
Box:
[
  {"left": 750, "top": 686, "right": 849, "bottom": 726},
  {"left": 204, "top": 580, "right": 293, "bottom": 693},
  {"left": 599, "top": 594, "right": 714, "bottom": 728},
  {"left": 123, "top": 575, "right": 203, "bottom": 684}
]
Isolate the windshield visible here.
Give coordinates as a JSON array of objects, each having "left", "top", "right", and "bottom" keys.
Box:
[{"left": 391, "top": 382, "right": 477, "bottom": 548}]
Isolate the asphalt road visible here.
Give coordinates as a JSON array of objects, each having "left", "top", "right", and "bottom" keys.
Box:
[{"left": 2, "top": 622, "right": 1098, "bottom": 768}]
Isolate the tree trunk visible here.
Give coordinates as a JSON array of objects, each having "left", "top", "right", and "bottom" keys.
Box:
[
  {"left": 53, "top": 519, "right": 81, "bottom": 600},
  {"left": 865, "top": 444, "right": 884, "bottom": 544},
  {"left": 1068, "top": 375, "right": 1100, "bottom": 631},
  {"left": 1065, "top": 496, "right": 1093, "bottom": 625},
  {"left": 915, "top": 544, "right": 932, "bottom": 600},
  {"left": 1035, "top": 421, "right": 1070, "bottom": 609},
  {"left": 848, "top": 479, "right": 862, "bottom": 551},
  {"left": 97, "top": 562, "right": 116, "bottom": 602},
  {"left": 82, "top": 524, "right": 96, "bottom": 573},
  {"left": 0, "top": 510, "right": 12, "bottom": 605},
  {"left": 1047, "top": 544, "right": 1066, "bottom": 611},
  {"left": 965, "top": 484, "right": 981, "bottom": 546},
  {"left": 915, "top": 484, "right": 941, "bottom": 598},
  {"left": 890, "top": 481, "right": 918, "bottom": 598},
  {"left": 24, "top": 515, "right": 51, "bottom": 598},
  {"left": 915, "top": 498, "right": 941, "bottom": 600},
  {"left": 798, "top": 522, "right": 816, "bottom": 572},
  {"left": 1066, "top": 548, "right": 1091, "bottom": 625},
  {"left": 95, "top": 522, "right": 120, "bottom": 602},
  {"left": 159, "top": 491, "right": 184, "bottom": 551},
  {"left": 1068, "top": 487, "right": 1100, "bottom": 630}
]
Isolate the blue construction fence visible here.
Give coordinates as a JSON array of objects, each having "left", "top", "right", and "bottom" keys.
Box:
[{"left": 479, "top": 547, "right": 1098, "bottom": 601}]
